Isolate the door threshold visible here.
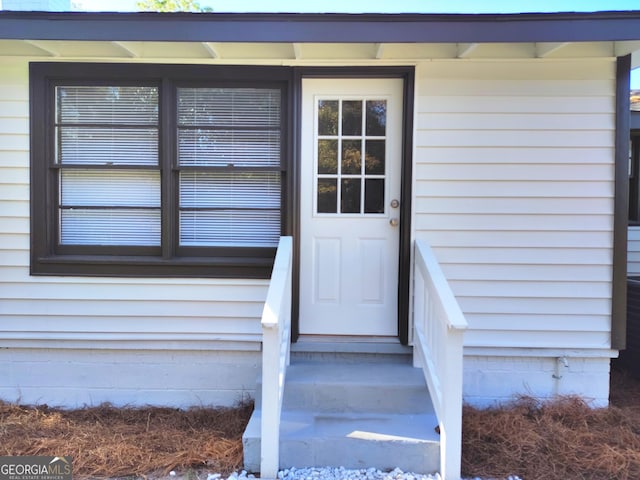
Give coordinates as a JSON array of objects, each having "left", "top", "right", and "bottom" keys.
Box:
[
  {"left": 292, "top": 335, "right": 411, "bottom": 356},
  {"left": 296, "top": 335, "right": 401, "bottom": 344}
]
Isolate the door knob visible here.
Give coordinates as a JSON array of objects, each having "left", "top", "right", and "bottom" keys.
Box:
[{"left": 389, "top": 218, "right": 399, "bottom": 227}]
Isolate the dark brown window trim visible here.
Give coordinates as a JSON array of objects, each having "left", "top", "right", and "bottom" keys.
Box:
[
  {"left": 30, "top": 62, "right": 292, "bottom": 278},
  {"left": 630, "top": 131, "right": 640, "bottom": 224},
  {"left": 612, "top": 54, "right": 631, "bottom": 350},
  {"left": 33, "top": 254, "right": 276, "bottom": 278}
]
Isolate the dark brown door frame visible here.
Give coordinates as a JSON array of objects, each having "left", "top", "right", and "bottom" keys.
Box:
[{"left": 289, "top": 66, "right": 415, "bottom": 345}]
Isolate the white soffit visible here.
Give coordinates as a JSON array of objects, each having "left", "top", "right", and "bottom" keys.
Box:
[
  {"left": 215, "top": 42, "right": 296, "bottom": 59},
  {"left": 0, "top": 40, "right": 635, "bottom": 61},
  {"left": 537, "top": 41, "right": 614, "bottom": 58}
]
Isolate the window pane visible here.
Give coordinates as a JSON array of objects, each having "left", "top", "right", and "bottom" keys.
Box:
[
  {"left": 178, "top": 88, "right": 281, "bottom": 128},
  {"left": 177, "top": 85, "right": 283, "bottom": 250},
  {"left": 57, "top": 86, "right": 158, "bottom": 125},
  {"left": 61, "top": 170, "right": 160, "bottom": 207},
  {"left": 180, "top": 171, "right": 280, "bottom": 209},
  {"left": 179, "top": 171, "right": 281, "bottom": 247},
  {"left": 342, "top": 139, "right": 362, "bottom": 174},
  {"left": 317, "top": 178, "right": 337, "bottom": 213},
  {"left": 180, "top": 210, "right": 280, "bottom": 247},
  {"left": 178, "top": 129, "right": 280, "bottom": 167},
  {"left": 318, "top": 100, "right": 338, "bottom": 135},
  {"left": 60, "top": 209, "right": 160, "bottom": 246},
  {"left": 365, "top": 178, "right": 385, "bottom": 214},
  {"left": 342, "top": 100, "right": 362, "bottom": 136},
  {"left": 57, "top": 127, "right": 158, "bottom": 165},
  {"left": 365, "top": 140, "right": 385, "bottom": 175},
  {"left": 366, "top": 100, "right": 386, "bottom": 136},
  {"left": 318, "top": 139, "right": 338, "bottom": 174},
  {"left": 56, "top": 85, "right": 161, "bottom": 248},
  {"left": 341, "top": 178, "right": 361, "bottom": 214}
]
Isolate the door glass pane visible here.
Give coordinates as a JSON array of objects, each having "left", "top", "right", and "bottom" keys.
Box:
[
  {"left": 365, "top": 178, "right": 385, "bottom": 214},
  {"left": 342, "top": 100, "right": 362, "bottom": 136},
  {"left": 365, "top": 139, "right": 385, "bottom": 175},
  {"left": 366, "top": 100, "right": 386, "bottom": 136},
  {"left": 342, "top": 140, "right": 362, "bottom": 174},
  {"left": 318, "top": 139, "right": 338, "bottom": 174},
  {"left": 341, "top": 178, "right": 361, "bottom": 213},
  {"left": 315, "top": 97, "right": 387, "bottom": 216},
  {"left": 318, "top": 100, "right": 339, "bottom": 135},
  {"left": 317, "top": 178, "right": 337, "bottom": 213}
]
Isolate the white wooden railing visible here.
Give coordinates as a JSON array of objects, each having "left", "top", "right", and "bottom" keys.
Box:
[
  {"left": 260, "top": 236, "right": 293, "bottom": 479},
  {"left": 413, "top": 239, "right": 468, "bottom": 480}
]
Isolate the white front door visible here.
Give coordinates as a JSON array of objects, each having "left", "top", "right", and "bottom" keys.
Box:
[{"left": 299, "top": 78, "right": 403, "bottom": 337}]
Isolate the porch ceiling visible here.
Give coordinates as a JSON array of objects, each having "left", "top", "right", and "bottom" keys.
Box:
[{"left": 2, "top": 39, "right": 640, "bottom": 61}]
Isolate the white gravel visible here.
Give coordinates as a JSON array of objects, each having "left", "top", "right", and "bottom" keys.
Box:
[
  {"left": 278, "top": 467, "right": 440, "bottom": 480},
  {"left": 204, "top": 468, "right": 523, "bottom": 480}
]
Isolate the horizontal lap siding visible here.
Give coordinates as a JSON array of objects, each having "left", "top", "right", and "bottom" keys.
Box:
[
  {"left": 0, "top": 59, "right": 266, "bottom": 347},
  {"left": 414, "top": 59, "right": 615, "bottom": 350}
]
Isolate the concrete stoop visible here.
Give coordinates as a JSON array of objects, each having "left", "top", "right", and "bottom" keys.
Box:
[{"left": 243, "top": 357, "right": 440, "bottom": 475}]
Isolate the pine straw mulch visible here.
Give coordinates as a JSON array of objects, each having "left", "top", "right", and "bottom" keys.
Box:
[
  {"left": 1, "top": 369, "right": 639, "bottom": 480},
  {"left": 0, "top": 400, "right": 253, "bottom": 479},
  {"left": 461, "top": 367, "right": 640, "bottom": 480}
]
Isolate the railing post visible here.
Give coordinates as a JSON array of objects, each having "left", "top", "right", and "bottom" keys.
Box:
[
  {"left": 441, "top": 327, "right": 464, "bottom": 480},
  {"left": 259, "top": 236, "right": 292, "bottom": 480},
  {"left": 413, "top": 240, "right": 467, "bottom": 480},
  {"left": 412, "top": 266, "right": 425, "bottom": 369},
  {"left": 260, "top": 325, "right": 280, "bottom": 479}
]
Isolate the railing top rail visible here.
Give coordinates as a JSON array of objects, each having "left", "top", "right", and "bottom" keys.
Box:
[
  {"left": 415, "top": 239, "right": 468, "bottom": 331},
  {"left": 261, "top": 236, "right": 293, "bottom": 330}
]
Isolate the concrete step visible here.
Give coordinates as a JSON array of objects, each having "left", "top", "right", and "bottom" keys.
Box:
[
  {"left": 276, "top": 362, "right": 434, "bottom": 414},
  {"left": 254, "top": 361, "right": 434, "bottom": 414},
  {"left": 244, "top": 360, "right": 440, "bottom": 474},
  {"left": 243, "top": 409, "right": 440, "bottom": 474}
]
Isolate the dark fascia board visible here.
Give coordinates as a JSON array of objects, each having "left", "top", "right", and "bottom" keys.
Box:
[
  {"left": 3, "top": 11, "right": 640, "bottom": 43},
  {"left": 632, "top": 111, "right": 640, "bottom": 131}
]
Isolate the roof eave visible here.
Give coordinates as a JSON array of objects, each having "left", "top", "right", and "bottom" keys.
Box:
[{"left": 2, "top": 11, "right": 640, "bottom": 43}]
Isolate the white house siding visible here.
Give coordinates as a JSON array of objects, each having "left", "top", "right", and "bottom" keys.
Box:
[
  {"left": 413, "top": 59, "right": 616, "bottom": 406},
  {"left": 0, "top": 53, "right": 622, "bottom": 408},
  {"left": 628, "top": 226, "right": 640, "bottom": 275},
  {"left": 0, "top": 58, "right": 265, "bottom": 407}
]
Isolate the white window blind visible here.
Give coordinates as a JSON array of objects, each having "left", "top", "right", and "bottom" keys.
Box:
[
  {"left": 58, "top": 127, "right": 158, "bottom": 166},
  {"left": 179, "top": 171, "right": 281, "bottom": 246},
  {"left": 178, "top": 88, "right": 280, "bottom": 128},
  {"left": 56, "top": 86, "right": 160, "bottom": 246},
  {"left": 178, "top": 129, "right": 280, "bottom": 167},
  {"left": 177, "top": 88, "right": 282, "bottom": 248}
]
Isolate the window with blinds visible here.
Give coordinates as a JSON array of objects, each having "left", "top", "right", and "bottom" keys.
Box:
[
  {"left": 55, "top": 86, "right": 161, "bottom": 247},
  {"left": 177, "top": 88, "right": 282, "bottom": 248},
  {"left": 31, "top": 63, "right": 289, "bottom": 277},
  {"left": 53, "top": 85, "right": 283, "bottom": 250}
]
